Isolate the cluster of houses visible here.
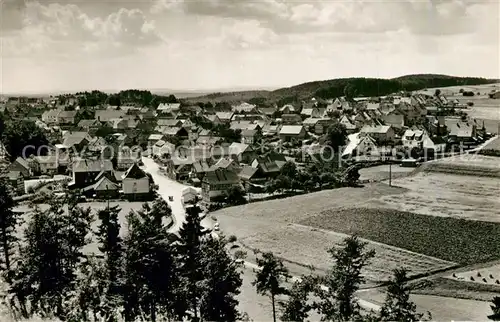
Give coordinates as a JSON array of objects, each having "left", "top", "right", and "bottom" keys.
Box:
[{"left": 0, "top": 90, "right": 494, "bottom": 204}]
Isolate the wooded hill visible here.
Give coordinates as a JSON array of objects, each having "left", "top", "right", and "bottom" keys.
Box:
[{"left": 182, "top": 74, "right": 499, "bottom": 105}]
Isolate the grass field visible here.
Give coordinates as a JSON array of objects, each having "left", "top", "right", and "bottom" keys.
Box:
[
  {"left": 239, "top": 223, "right": 453, "bottom": 283},
  {"left": 372, "top": 155, "right": 500, "bottom": 222},
  {"left": 213, "top": 183, "right": 455, "bottom": 283},
  {"left": 300, "top": 207, "right": 500, "bottom": 265}
]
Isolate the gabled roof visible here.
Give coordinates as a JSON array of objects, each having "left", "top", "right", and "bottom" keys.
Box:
[
  {"left": 73, "top": 159, "right": 113, "bottom": 173},
  {"left": 303, "top": 118, "right": 321, "bottom": 126},
  {"left": 157, "top": 103, "right": 181, "bottom": 112},
  {"left": 279, "top": 104, "right": 296, "bottom": 112},
  {"left": 215, "top": 112, "right": 234, "bottom": 120},
  {"left": 192, "top": 160, "right": 212, "bottom": 173},
  {"left": 157, "top": 119, "right": 182, "bottom": 127},
  {"left": 95, "top": 109, "right": 126, "bottom": 121},
  {"left": 232, "top": 102, "right": 257, "bottom": 113},
  {"left": 122, "top": 163, "right": 147, "bottom": 180},
  {"left": 196, "top": 136, "right": 221, "bottom": 146},
  {"left": 213, "top": 157, "right": 233, "bottom": 170},
  {"left": 230, "top": 120, "right": 253, "bottom": 131},
  {"left": 63, "top": 131, "right": 91, "bottom": 148},
  {"left": 229, "top": 142, "right": 252, "bottom": 155},
  {"left": 83, "top": 175, "right": 119, "bottom": 192},
  {"left": 301, "top": 108, "right": 313, "bottom": 116},
  {"left": 149, "top": 134, "right": 164, "bottom": 141},
  {"left": 78, "top": 119, "right": 100, "bottom": 128},
  {"left": 42, "top": 109, "right": 61, "bottom": 118},
  {"left": 163, "top": 127, "right": 185, "bottom": 136},
  {"left": 198, "top": 129, "right": 212, "bottom": 137},
  {"left": 206, "top": 115, "right": 221, "bottom": 123},
  {"left": 360, "top": 125, "right": 391, "bottom": 134},
  {"left": 237, "top": 165, "right": 258, "bottom": 180},
  {"left": 203, "top": 168, "right": 240, "bottom": 185}
]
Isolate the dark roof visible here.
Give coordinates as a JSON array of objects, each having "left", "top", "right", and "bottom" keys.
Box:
[
  {"left": 203, "top": 168, "right": 240, "bottom": 185},
  {"left": 73, "top": 159, "right": 113, "bottom": 173},
  {"left": 123, "top": 163, "right": 147, "bottom": 179},
  {"left": 192, "top": 160, "right": 212, "bottom": 173}
]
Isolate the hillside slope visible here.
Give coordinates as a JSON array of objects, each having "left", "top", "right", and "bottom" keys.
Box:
[{"left": 183, "top": 74, "right": 498, "bottom": 104}]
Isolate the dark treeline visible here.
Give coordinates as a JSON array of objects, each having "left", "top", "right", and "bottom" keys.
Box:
[{"left": 72, "top": 90, "right": 179, "bottom": 108}]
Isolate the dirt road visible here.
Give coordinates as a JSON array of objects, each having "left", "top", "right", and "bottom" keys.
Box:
[{"left": 141, "top": 157, "right": 212, "bottom": 232}]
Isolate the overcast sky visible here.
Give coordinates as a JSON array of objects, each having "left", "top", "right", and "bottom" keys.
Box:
[{"left": 1, "top": 0, "right": 499, "bottom": 94}]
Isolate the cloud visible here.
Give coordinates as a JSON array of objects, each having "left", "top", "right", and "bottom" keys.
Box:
[
  {"left": 154, "top": 0, "right": 497, "bottom": 36},
  {"left": 1, "top": 1, "right": 161, "bottom": 58},
  {"left": 219, "top": 20, "right": 280, "bottom": 50}
]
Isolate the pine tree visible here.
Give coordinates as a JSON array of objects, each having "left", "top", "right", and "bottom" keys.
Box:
[
  {"left": 123, "top": 199, "right": 179, "bottom": 321},
  {"left": 199, "top": 235, "right": 243, "bottom": 321},
  {"left": 0, "top": 179, "right": 18, "bottom": 279},
  {"left": 252, "top": 252, "right": 291, "bottom": 322},
  {"left": 96, "top": 205, "right": 123, "bottom": 294},
  {"left": 176, "top": 203, "right": 208, "bottom": 321},
  {"left": 380, "top": 268, "right": 430, "bottom": 322},
  {"left": 489, "top": 296, "right": 500, "bottom": 321},
  {"left": 280, "top": 275, "right": 316, "bottom": 322},
  {"left": 9, "top": 198, "right": 92, "bottom": 319},
  {"left": 314, "top": 235, "right": 375, "bottom": 321}
]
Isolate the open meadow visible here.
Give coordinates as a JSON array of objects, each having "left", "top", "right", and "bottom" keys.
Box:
[
  {"left": 300, "top": 207, "right": 500, "bottom": 265},
  {"left": 373, "top": 155, "right": 500, "bottom": 222},
  {"left": 214, "top": 153, "right": 500, "bottom": 287},
  {"left": 213, "top": 183, "right": 455, "bottom": 283}
]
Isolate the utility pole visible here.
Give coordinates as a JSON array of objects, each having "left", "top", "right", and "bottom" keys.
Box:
[{"left": 389, "top": 161, "right": 392, "bottom": 187}]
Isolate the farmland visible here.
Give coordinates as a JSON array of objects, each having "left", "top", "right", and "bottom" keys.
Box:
[
  {"left": 374, "top": 155, "right": 500, "bottom": 222},
  {"left": 213, "top": 183, "right": 455, "bottom": 283},
  {"left": 300, "top": 207, "right": 500, "bottom": 265},
  {"left": 239, "top": 222, "right": 454, "bottom": 283}
]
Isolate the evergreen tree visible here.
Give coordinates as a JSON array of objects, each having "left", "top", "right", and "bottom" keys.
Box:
[
  {"left": 93, "top": 205, "right": 124, "bottom": 320},
  {"left": 280, "top": 275, "right": 316, "bottom": 322},
  {"left": 489, "top": 296, "right": 500, "bottom": 321},
  {"left": 0, "top": 179, "right": 18, "bottom": 279},
  {"left": 314, "top": 235, "right": 375, "bottom": 321},
  {"left": 96, "top": 205, "right": 123, "bottom": 294},
  {"left": 66, "top": 255, "right": 111, "bottom": 321},
  {"left": 123, "top": 199, "right": 179, "bottom": 321},
  {"left": 252, "top": 252, "right": 291, "bottom": 322},
  {"left": 9, "top": 198, "right": 92, "bottom": 319},
  {"left": 176, "top": 203, "right": 208, "bottom": 321},
  {"left": 380, "top": 268, "right": 429, "bottom": 322},
  {"left": 199, "top": 235, "right": 243, "bottom": 321}
]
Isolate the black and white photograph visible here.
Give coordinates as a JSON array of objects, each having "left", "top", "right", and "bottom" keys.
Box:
[{"left": 0, "top": 0, "right": 499, "bottom": 321}]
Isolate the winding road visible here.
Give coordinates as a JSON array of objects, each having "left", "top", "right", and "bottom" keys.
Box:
[{"left": 141, "top": 157, "right": 212, "bottom": 233}]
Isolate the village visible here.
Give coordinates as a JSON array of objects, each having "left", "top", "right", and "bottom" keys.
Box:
[
  {"left": 0, "top": 85, "right": 498, "bottom": 208},
  {"left": 0, "top": 81, "right": 499, "bottom": 321}
]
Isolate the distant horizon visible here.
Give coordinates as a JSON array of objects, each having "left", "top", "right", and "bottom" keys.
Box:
[
  {"left": 0, "top": 73, "right": 500, "bottom": 98},
  {"left": 2, "top": 73, "right": 499, "bottom": 97}
]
